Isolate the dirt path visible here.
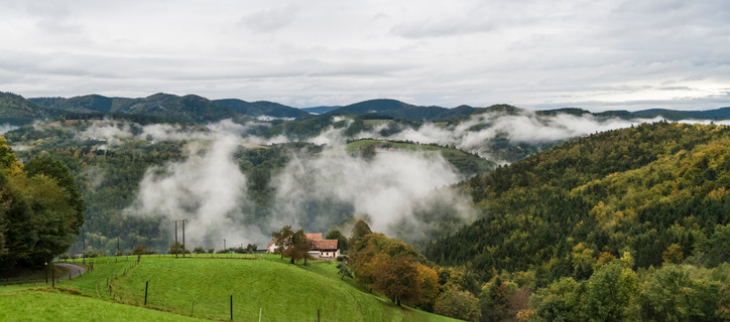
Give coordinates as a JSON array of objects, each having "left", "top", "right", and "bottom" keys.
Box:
[{"left": 54, "top": 263, "right": 86, "bottom": 280}]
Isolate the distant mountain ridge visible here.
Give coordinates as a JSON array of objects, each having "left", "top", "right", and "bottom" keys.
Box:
[
  {"left": 213, "top": 98, "right": 310, "bottom": 119},
  {"left": 326, "top": 99, "right": 477, "bottom": 122},
  {"left": 0, "top": 92, "right": 62, "bottom": 124},
  {"left": 2, "top": 91, "right": 728, "bottom": 125}
]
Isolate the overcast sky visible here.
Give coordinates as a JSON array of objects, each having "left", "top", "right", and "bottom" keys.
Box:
[{"left": 1, "top": 0, "right": 728, "bottom": 111}]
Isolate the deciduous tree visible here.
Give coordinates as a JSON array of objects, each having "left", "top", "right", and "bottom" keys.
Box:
[
  {"left": 373, "top": 255, "right": 421, "bottom": 306},
  {"left": 435, "top": 285, "right": 481, "bottom": 322}
]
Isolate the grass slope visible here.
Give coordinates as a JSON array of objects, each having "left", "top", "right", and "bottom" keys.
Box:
[
  {"left": 109, "top": 255, "right": 458, "bottom": 322},
  {"left": 3, "top": 255, "right": 461, "bottom": 322},
  {"left": 0, "top": 290, "right": 210, "bottom": 322}
]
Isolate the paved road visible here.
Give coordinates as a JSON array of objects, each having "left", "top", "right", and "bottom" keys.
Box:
[{"left": 55, "top": 263, "right": 86, "bottom": 280}]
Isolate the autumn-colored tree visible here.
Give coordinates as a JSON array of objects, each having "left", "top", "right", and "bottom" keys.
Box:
[
  {"left": 416, "top": 263, "right": 441, "bottom": 311},
  {"left": 373, "top": 255, "right": 421, "bottom": 306},
  {"left": 662, "top": 243, "right": 684, "bottom": 264},
  {"left": 282, "top": 229, "right": 312, "bottom": 265}
]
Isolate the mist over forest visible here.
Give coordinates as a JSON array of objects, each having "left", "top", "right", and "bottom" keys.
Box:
[{"left": 4, "top": 94, "right": 729, "bottom": 253}]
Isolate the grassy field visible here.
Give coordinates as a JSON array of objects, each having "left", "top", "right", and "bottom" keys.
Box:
[
  {"left": 1, "top": 255, "right": 463, "bottom": 322},
  {"left": 0, "top": 290, "right": 210, "bottom": 322}
]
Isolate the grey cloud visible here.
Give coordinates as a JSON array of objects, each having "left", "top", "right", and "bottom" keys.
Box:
[
  {"left": 238, "top": 5, "right": 299, "bottom": 33},
  {"left": 391, "top": 19, "right": 495, "bottom": 38},
  {"left": 0, "top": 0, "right": 728, "bottom": 110}
]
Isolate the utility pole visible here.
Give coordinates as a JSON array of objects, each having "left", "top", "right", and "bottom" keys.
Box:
[
  {"left": 182, "top": 220, "right": 186, "bottom": 258},
  {"left": 82, "top": 229, "right": 86, "bottom": 265},
  {"left": 117, "top": 237, "right": 120, "bottom": 257},
  {"left": 224, "top": 239, "right": 226, "bottom": 251},
  {"left": 175, "top": 221, "right": 179, "bottom": 258}
]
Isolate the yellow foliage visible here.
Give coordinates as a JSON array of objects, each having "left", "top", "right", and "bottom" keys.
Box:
[
  {"left": 662, "top": 243, "right": 684, "bottom": 264},
  {"left": 708, "top": 187, "right": 728, "bottom": 202},
  {"left": 416, "top": 263, "right": 441, "bottom": 305},
  {"left": 597, "top": 252, "right": 617, "bottom": 266},
  {"left": 516, "top": 309, "right": 535, "bottom": 322}
]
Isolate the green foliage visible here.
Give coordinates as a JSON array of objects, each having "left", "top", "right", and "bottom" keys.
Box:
[
  {"left": 337, "top": 262, "right": 353, "bottom": 280},
  {"left": 581, "top": 262, "right": 638, "bottom": 322},
  {"left": 434, "top": 285, "right": 482, "bottom": 322},
  {"left": 626, "top": 265, "right": 722, "bottom": 322},
  {"left": 24, "top": 156, "right": 85, "bottom": 234},
  {"left": 0, "top": 137, "right": 84, "bottom": 271},
  {"left": 350, "top": 219, "right": 372, "bottom": 242},
  {"left": 693, "top": 223, "right": 730, "bottom": 267},
  {"left": 529, "top": 277, "right": 585, "bottom": 322},
  {"left": 167, "top": 242, "right": 188, "bottom": 255}
]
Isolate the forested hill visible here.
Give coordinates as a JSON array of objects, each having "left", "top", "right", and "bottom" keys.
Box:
[
  {"left": 0, "top": 92, "right": 61, "bottom": 124},
  {"left": 213, "top": 98, "right": 311, "bottom": 119},
  {"left": 31, "top": 93, "right": 246, "bottom": 124},
  {"left": 426, "top": 122, "right": 730, "bottom": 282},
  {"left": 327, "top": 99, "right": 477, "bottom": 121}
]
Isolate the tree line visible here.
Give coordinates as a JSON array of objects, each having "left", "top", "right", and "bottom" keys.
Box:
[{"left": 0, "top": 135, "right": 84, "bottom": 274}]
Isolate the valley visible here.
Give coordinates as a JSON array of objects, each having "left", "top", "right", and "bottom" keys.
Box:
[{"left": 2, "top": 92, "right": 730, "bottom": 321}]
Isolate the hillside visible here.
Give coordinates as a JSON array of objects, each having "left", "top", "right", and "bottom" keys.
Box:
[
  {"left": 346, "top": 139, "right": 494, "bottom": 177},
  {"left": 213, "top": 99, "right": 311, "bottom": 119},
  {"left": 31, "top": 95, "right": 117, "bottom": 113},
  {"left": 0, "top": 255, "right": 463, "bottom": 322},
  {"left": 32, "top": 93, "right": 246, "bottom": 124},
  {"left": 111, "top": 93, "right": 243, "bottom": 124},
  {"left": 0, "top": 92, "right": 59, "bottom": 124},
  {"left": 328, "top": 99, "right": 476, "bottom": 122},
  {"left": 426, "top": 122, "right": 730, "bottom": 282}
]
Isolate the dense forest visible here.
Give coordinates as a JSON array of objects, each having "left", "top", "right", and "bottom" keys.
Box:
[{"left": 424, "top": 122, "right": 730, "bottom": 321}]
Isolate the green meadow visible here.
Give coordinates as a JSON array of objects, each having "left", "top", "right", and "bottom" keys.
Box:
[{"left": 1, "top": 255, "right": 463, "bottom": 322}]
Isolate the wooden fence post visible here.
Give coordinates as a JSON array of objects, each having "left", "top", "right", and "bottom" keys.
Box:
[{"left": 144, "top": 281, "right": 149, "bottom": 305}]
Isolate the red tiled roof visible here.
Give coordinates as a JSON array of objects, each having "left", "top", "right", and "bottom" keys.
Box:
[
  {"left": 305, "top": 233, "right": 323, "bottom": 241},
  {"left": 310, "top": 239, "right": 338, "bottom": 251}
]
